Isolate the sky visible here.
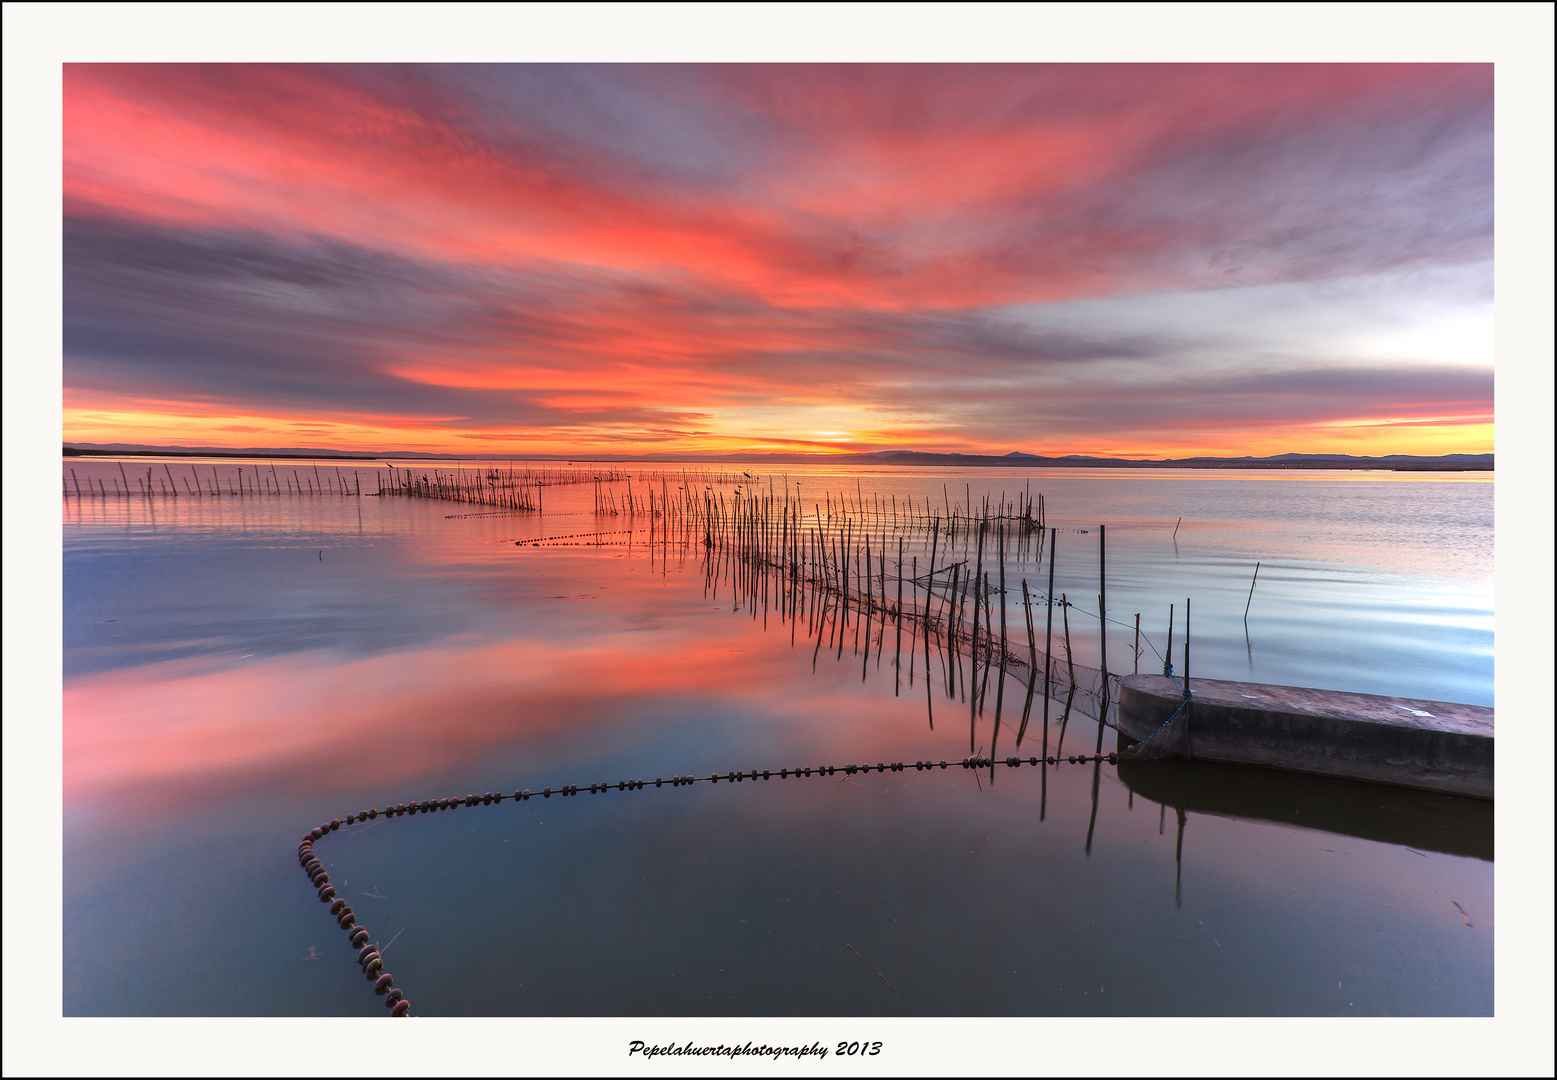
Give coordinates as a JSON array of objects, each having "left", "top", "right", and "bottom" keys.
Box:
[{"left": 62, "top": 63, "right": 1494, "bottom": 458}]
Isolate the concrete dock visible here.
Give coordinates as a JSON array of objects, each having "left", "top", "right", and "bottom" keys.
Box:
[{"left": 1116, "top": 675, "right": 1493, "bottom": 799}]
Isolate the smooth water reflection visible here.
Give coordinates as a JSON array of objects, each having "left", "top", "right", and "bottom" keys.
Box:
[{"left": 62, "top": 462, "right": 1493, "bottom": 1015}]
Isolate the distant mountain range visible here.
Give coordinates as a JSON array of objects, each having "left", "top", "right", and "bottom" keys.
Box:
[
  {"left": 63, "top": 442, "right": 1494, "bottom": 471},
  {"left": 828, "top": 450, "right": 1495, "bottom": 471},
  {"left": 64, "top": 443, "right": 384, "bottom": 461}
]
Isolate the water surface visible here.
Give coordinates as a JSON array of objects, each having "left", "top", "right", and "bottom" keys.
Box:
[{"left": 61, "top": 460, "right": 1494, "bottom": 1015}]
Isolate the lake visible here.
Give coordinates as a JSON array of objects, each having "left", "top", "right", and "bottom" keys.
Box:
[{"left": 61, "top": 458, "right": 1494, "bottom": 1017}]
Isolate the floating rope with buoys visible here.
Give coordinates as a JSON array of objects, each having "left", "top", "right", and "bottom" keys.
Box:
[{"left": 296, "top": 752, "right": 1119, "bottom": 1016}]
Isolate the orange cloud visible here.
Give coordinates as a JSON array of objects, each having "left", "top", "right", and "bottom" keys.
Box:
[{"left": 63, "top": 64, "right": 1494, "bottom": 458}]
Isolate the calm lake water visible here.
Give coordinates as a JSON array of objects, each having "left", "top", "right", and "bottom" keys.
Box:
[{"left": 61, "top": 459, "right": 1493, "bottom": 1016}]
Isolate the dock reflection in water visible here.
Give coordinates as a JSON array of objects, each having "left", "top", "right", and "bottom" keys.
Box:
[{"left": 1115, "top": 755, "right": 1493, "bottom": 862}]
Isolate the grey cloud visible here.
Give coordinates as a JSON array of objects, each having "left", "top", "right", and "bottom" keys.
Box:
[{"left": 64, "top": 216, "right": 702, "bottom": 431}]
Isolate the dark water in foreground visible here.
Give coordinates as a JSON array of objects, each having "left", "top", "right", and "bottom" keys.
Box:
[{"left": 62, "top": 462, "right": 1493, "bottom": 1016}]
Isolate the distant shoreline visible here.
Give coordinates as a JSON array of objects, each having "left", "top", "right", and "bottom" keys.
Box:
[
  {"left": 63, "top": 447, "right": 380, "bottom": 462},
  {"left": 62, "top": 445, "right": 1492, "bottom": 471}
]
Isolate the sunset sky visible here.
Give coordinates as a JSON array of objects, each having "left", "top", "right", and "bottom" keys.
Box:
[{"left": 62, "top": 63, "right": 1494, "bottom": 458}]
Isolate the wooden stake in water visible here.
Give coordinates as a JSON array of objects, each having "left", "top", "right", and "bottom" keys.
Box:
[
  {"left": 1243, "top": 561, "right": 1261, "bottom": 621},
  {"left": 1022, "top": 578, "right": 1037, "bottom": 674},
  {"left": 1183, "top": 597, "right": 1192, "bottom": 760},
  {"left": 1043, "top": 527, "right": 1056, "bottom": 731},
  {"left": 997, "top": 519, "right": 1007, "bottom": 664},
  {"left": 924, "top": 518, "right": 940, "bottom": 635},
  {"left": 1061, "top": 594, "right": 1075, "bottom": 689},
  {"left": 969, "top": 521, "right": 985, "bottom": 749},
  {"left": 894, "top": 536, "right": 904, "bottom": 695},
  {"left": 1098, "top": 523, "right": 1107, "bottom": 696},
  {"left": 1183, "top": 597, "right": 1190, "bottom": 691}
]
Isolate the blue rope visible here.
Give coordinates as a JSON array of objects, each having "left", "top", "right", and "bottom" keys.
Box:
[{"left": 1122, "top": 683, "right": 1191, "bottom": 755}]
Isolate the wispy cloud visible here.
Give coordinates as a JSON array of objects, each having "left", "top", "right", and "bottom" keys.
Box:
[{"left": 63, "top": 64, "right": 1493, "bottom": 455}]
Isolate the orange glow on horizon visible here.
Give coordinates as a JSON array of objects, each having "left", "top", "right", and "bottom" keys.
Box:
[
  {"left": 63, "top": 65, "right": 1494, "bottom": 460},
  {"left": 62, "top": 397, "right": 1493, "bottom": 460}
]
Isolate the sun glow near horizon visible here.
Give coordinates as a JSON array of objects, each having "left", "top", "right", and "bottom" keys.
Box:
[{"left": 63, "top": 64, "right": 1493, "bottom": 459}]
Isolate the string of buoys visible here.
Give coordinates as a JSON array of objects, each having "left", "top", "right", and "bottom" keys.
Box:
[
  {"left": 297, "top": 819, "right": 411, "bottom": 1016},
  {"left": 298, "top": 752, "right": 1118, "bottom": 1015}
]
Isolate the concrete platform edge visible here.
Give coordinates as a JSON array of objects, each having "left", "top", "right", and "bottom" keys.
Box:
[{"left": 1117, "top": 675, "right": 1493, "bottom": 799}]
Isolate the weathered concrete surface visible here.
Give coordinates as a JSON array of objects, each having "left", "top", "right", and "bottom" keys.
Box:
[{"left": 1117, "top": 675, "right": 1493, "bottom": 799}]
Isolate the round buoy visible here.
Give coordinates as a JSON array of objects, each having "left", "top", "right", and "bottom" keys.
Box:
[
  {"left": 317, "top": 885, "right": 336, "bottom": 901},
  {"left": 329, "top": 819, "right": 340, "bottom": 831},
  {"left": 391, "top": 999, "right": 410, "bottom": 1016},
  {"left": 350, "top": 929, "right": 370, "bottom": 948},
  {"left": 358, "top": 945, "right": 379, "bottom": 964},
  {"left": 375, "top": 973, "right": 394, "bottom": 995},
  {"left": 308, "top": 828, "right": 323, "bottom": 841},
  {"left": 384, "top": 988, "right": 404, "bottom": 1005},
  {"left": 329, "top": 898, "right": 346, "bottom": 915},
  {"left": 338, "top": 911, "right": 356, "bottom": 929}
]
